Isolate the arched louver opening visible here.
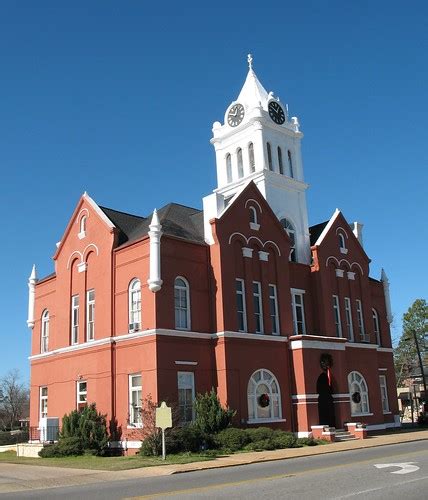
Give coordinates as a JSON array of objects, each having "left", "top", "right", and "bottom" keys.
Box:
[
  {"left": 249, "top": 143, "right": 255, "bottom": 173},
  {"left": 267, "top": 142, "right": 273, "bottom": 171},
  {"left": 226, "top": 153, "right": 232, "bottom": 183},
  {"left": 237, "top": 148, "right": 244, "bottom": 178}
]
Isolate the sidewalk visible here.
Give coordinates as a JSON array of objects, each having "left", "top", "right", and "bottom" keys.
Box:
[{"left": 0, "top": 429, "right": 427, "bottom": 494}]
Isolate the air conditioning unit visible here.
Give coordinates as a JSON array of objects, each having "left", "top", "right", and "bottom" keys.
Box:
[
  {"left": 129, "top": 322, "right": 140, "bottom": 332},
  {"left": 39, "top": 417, "right": 59, "bottom": 442}
]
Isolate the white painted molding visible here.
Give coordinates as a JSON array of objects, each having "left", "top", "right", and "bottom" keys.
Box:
[
  {"left": 290, "top": 287, "right": 306, "bottom": 294},
  {"left": 335, "top": 269, "right": 344, "bottom": 278},
  {"left": 325, "top": 256, "right": 364, "bottom": 276},
  {"left": 258, "top": 250, "right": 269, "bottom": 261},
  {"left": 247, "top": 418, "right": 286, "bottom": 424},
  {"left": 339, "top": 247, "right": 348, "bottom": 255},
  {"left": 290, "top": 339, "right": 346, "bottom": 351},
  {"left": 83, "top": 193, "right": 115, "bottom": 230},
  {"left": 228, "top": 232, "right": 281, "bottom": 256},
  {"left": 314, "top": 208, "right": 341, "bottom": 246},
  {"left": 292, "top": 394, "right": 318, "bottom": 400},
  {"left": 377, "top": 347, "right": 394, "bottom": 353},
  {"left": 244, "top": 198, "right": 263, "bottom": 212},
  {"left": 147, "top": 209, "right": 163, "bottom": 292},
  {"left": 242, "top": 247, "right": 253, "bottom": 258},
  {"left": 347, "top": 272, "right": 356, "bottom": 280},
  {"left": 77, "top": 262, "right": 87, "bottom": 273},
  {"left": 175, "top": 361, "right": 198, "bottom": 366},
  {"left": 217, "top": 331, "right": 288, "bottom": 342},
  {"left": 378, "top": 367, "right": 387, "bottom": 371},
  {"left": 77, "top": 231, "right": 86, "bottom": 240},
  {"left": 249, "top": 222, "right": 260, "bottom": 231},
  {"left": 335, "top": 226, "right": 349, "bottom": 238},
  {"left": 345, "top": 342, "right": 377, "bottom": 349},
  {"left": 27, "top": 264, "right": 37, "bottom": 329}
]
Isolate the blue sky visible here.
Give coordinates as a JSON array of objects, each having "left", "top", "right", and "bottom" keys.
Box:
[{"left": 1, "top": 2, "right": 427, "bottom": 382}]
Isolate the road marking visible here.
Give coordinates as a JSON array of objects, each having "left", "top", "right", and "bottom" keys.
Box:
[
  {"left": 335, "top": 475, "right": 428, "bottom": 498},
  {"left": 126, "top": 448, "right": 427, "bottom": 499},
  {"left": 374, "top": 462, "right": 420, "bottom": 474}
]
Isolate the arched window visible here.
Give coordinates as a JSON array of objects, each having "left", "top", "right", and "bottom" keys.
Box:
[
  {"left": 338, "top": 233, "right": 347, "bottom": 252},
  {"left": 80, "top": 216, "right": 87, "bottom": 234},
  {"left": 267, "top": 142, "right": 273, "bottom": 171},
  {"left": 288, "top": 150, "right": 294, "bottom": 178},
  {"left": 128, "top": 279, "right": 141, "bottom": 331},
  {"left": 348, "top": 371, "right": 370, "bottom": 415},
  {"left": 277, "top": 147, "right": 283, "bottom": 174},
  {"left": 249, "top": 206, "right": 258, "bottom": 225},
  {"left": 175, "top": 277, "right": 190, "bottom": 330},
  {"left": 372, "top": 308, "right": 381, "bottom": 345},
  {"left": 249, "top": 143, "right": 255, "bottom": 173},
  {"left": 237, "top": 148, "right": 244, "bottom": 178},
  {"left": 281, "top": 218, "right": 297, "bottom": 262},
  {"left": 226, "top": 154, "right": 232, "bottom": 183},
  {"left": 41, "top": 310, "right": 49, "bottom": 353},
  {"left": 247, "top": 369, "right": 281, "bottom": 421}
]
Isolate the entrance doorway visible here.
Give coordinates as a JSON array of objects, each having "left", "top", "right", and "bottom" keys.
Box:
[{"left": 317, "top": 372, "right": 335, "bottom": 427}]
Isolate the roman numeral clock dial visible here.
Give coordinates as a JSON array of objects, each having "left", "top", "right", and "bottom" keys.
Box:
[
  {"left": 227, "top": 103, "right": 245, "bottom": 127},
  {"left": 268, "top": 101, "right": 285, "bottom": 125}
]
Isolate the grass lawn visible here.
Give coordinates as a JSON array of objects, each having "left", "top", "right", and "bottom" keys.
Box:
[{"left": 0, "top": 450, "right": 217, "bottom": 471}]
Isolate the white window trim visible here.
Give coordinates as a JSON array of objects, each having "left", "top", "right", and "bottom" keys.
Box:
[
  {"left": 379, "top": 374, "right": 389, "bottom": 414},
  {"left": 356, "top": 299, "right": 365, "bottom": 339},
  {"left": 247, "top": 369, "right": 282, "bottom": 421},
  {"left": 269, "top": 284, "right": 280, "bottom": 335},
  {"left": 372, "top": 308, "right": 381, "bottom": 345},
  {"left": 348, "top": 371, "right": 370, "bottom": 416},
  {"left": 174, "top": 276, "right": 191, "bottom": 331},
  {"left": 253, "top": 281, "right": 264, "bottom": 334},
  {"left": 41, "top": 310, "right": 49, "bottom": 354},
  {"left": 291, "top": 292, "right": 306, "bottom": 335},
  {"left": 128, "top": 373, "right": 143, "bottom": 428},
  {"left": 71, "top": 295, "right": 79, "bottom": 345},
  {"left": 128, "top": 279, "right": 142, "bottom": 332},
  {"left": 333, "top": 295, "right": 342, "bottom": 338},
  {"left": 39, "top": 386, "right": 48, "bottom": 421},
  {"left": 236, "top": 278, "right": 248, "bottom": 333},
  {"left": 226, "top": 153, "right": 232, "bottom": 183},
  {"left": 86, "top": 289, "right": 95, "bottom": 341},
  {"left": 178, "top": 371, "right": 195, "bottom": 424},
  {"left": 76, "top": 380, "right": 87, "bottom": 408},
  {"left": 344, "top": 297, "right": 354, "bottom": 342}
]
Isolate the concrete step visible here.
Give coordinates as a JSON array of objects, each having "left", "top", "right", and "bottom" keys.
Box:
[{"left": 335, "top": 435, "right": 358, "bottom": 442}]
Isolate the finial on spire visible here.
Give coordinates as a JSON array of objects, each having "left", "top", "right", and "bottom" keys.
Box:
[{"left": 247, "top": 53, "right": 253, "bottom": 70}]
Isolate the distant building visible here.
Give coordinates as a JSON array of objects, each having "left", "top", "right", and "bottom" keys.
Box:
[{"left": 27, "top": 56, "right": 399, "bottom": 451}]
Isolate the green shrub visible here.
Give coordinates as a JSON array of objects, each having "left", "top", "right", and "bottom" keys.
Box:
[
  {"left": 140, "top": 432, "right": 162, "bottom": 456},
  {"left": 246, "top": 426, "right": 274, "bottom": 442},
  {"left": 39, "top": 437, "right": 83, "bottom": 458},
  {"left": 296, "top": 437, "right": 317, "bottom": 447},
  {"left": 215, "top": 428, "right": 250, "bottom": 452},
  {"left": 166, "top": 425, "right": 205, "bottom": 454},
  {"left": 194, "top": 389, "right": 235, "bottom": 435},
  {"left": 245, "top": 439, "right": 276, "bottom": 451},
  {"left": 271, "top": 430, "right": 297, "bottom": 449}
]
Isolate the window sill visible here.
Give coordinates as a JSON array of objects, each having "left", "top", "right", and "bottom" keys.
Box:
[
  {"left": 249, "top": 222, "right": 260, "bottom": 231},
  {"left": 383, "top": 411, "right": 391, "bottom": 415},
  {"left": 78, "top": 231, "right": 86, "bottom": 240},
  {"left": 340, "top": 248, "right": 348, "bottom": 254},
  {"left": 127, "top": 425, "right": 143, "bottom": 429},
  {"left": 247, "top": 418, "right": 286, "bottom": 424},
  {"left": 351, "top": 412, "right": 373, "bottom": 417}
]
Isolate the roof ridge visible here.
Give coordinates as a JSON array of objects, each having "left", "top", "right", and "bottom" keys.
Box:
[{"left": 99, "top": 206, "right": 147, "bottom": 220}]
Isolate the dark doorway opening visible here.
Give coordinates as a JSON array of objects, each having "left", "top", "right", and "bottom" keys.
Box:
[{"left": 317, "top": 372, "right": 335, "bottom": 427}]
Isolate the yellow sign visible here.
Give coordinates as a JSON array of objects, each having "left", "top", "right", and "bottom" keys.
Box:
[{"left": 155, "top": 401, "right": 172, "bottom": 430}]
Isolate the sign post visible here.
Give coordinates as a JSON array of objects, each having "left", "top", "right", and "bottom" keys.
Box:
[{"left": 155, "top": 401, "right": 172, "bottom": 460}]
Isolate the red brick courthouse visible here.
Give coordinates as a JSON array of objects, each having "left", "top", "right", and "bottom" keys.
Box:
[{"left": 27, "top": 57, "right": 399, "bottom": 450}]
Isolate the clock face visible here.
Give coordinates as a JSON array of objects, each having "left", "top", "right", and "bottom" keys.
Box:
[
  {"left": 268, "top": 101, "right": 285, "bottom": 125},
  {"left": 227, "top": 103, "right": 245, "bottom": 127}
]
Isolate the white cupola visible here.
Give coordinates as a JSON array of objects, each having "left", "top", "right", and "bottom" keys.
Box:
[{"left": 203, "top": 55, "right": 311, "bottom": 264}]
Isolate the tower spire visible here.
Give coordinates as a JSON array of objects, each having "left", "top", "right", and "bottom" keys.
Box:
[{"left": 247, "top": 53, "right": 253, "bottom": 70}]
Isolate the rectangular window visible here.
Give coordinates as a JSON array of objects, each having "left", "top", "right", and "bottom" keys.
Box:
[
  {"left": 344, "top": 297, "right": 354, "bottom": 341},
  {"left": 129, "top": 374, "right": 142, "bottom": 427},
  {"left": 39, "top": 386, "right": 48, "bottom": 420},
  {"left": 178, "top": 372, "right": 195, "bottom": 424},
  {"left": 86, "top": 289, "right": 95, "bottom": 341},
  {"left": 269, "top": 284, "right": 280, "bottom": 335},
  {"left": 333, "top": 295, "right": 342, "bottom": 337},
  {"left": 77, "top": 381, "right": 87, "bottom": 409},
  {"left": 356, "top": 299, "right": 365, "bottom": 340},
  {"left": 292, "top": 291, "right": 306, "bottom": 335},
  {"left": 235, "top": 279, "right": 247, "bottom": 332},
  {"left": 252, "top": 281, "right": 263, "bottom": 333},
  {"left": 71, "top": 295, "right": 79, "bottom": 345},
  {"left": 379, "top": 375, "right": 390, "bottom": 413}
]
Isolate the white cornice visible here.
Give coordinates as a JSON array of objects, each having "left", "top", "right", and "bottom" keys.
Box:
[
  {"left": 314, "top": 208, "right": 341, "bottom": 246},
  {"left": 216, "top": 331, "right": 288, "bottom": 342},
  {"left": 290, "top": 339, "right": 346, "bottom": 351}
]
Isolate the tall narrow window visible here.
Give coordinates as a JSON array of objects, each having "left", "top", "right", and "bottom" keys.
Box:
[
  {"left": 267, "top": 142, "right": 273, "bottom": 171},
  {"left": 253, "top": 281, "right": 263, "bottom": 334},
  {"left": 339, "top": 233, "right": 347, "bottom": 253},
  {"left": 178, "top": 372, "right": 195, "bottom": 424},
  {"left": 288, "top": 150, "right": 294, "bottom": 178},
  {"left": 277, "top": 147, "right": 284, "bottom": 174},
  {"left": 269, "top": 284, "right": 280, "bottom": 335},
  {"left": 129, "top": 279, "right": 141, "bottom": 331},
  {"left": 77, "top": 381, "right": 87, "bottom": 409},
  {"left": 344, "top": 297, "right": 354, "bottom": 341},
  {"left": 129, "top": 374, "right": 142, "bottom": 427},
  {"left": 237, "top": 148, "right": 244, "bottom": 178},
  {"left": 291, "top": 291, "right": 306, "bottom": 335},
  {"left": 249, "top": 206, "right": 258, "bottom": 225},
  {"left": 379, "top": 375, "right": 389, "bottom": 413},
  {"left": 372, "top": 308, "right": 381, "bottom": 345},
  {"left": 79, "top": 215, "right": 87, "bottom": 237},
  {"left": 249, "top": 142, "right": 255, "bottom": 172},
  {"left": 226, "top": 154, "right": 232, "bottom": 183},
  {"left": 39, "top": 387, "right": 48, "bottom": 420},
  {"left": 86, "top": 290, "right": 95, "bottom": 341},
  {"left": 41, "top": 310, "right": 49, "bottom": 353},
  {"left": 236, "top": 279, "right": 247, "bottom": 332},
  {"left": 175, "top": 277, "right": 190, "bottom": 330},
  {"left": 356, "top": 299, "right": 365, "bottom": 341},
  {"left": 71, "top": 295, "right": 79, "bottom": 345},
  {"left": 333, "top": 295, "right": 342, "bottom": 337},
  {"left": 281, "top": 218, "right": 297, "bottom": 262}
]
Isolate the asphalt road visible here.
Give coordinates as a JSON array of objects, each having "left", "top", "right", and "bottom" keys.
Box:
[{"left": 0, "top": 441, "right": 427, "bottom": 499}]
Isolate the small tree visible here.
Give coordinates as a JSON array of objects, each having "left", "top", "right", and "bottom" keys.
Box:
[
  {"left": 0, "top": 370, "right": 29, "bottom": 430},
  {"left": 194, "top": 389, "right": 235, "bottom": 435}
]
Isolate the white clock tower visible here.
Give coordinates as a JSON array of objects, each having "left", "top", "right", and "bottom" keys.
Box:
[{"left": 203, "top": 55, "right": 311, "bottom": 264}]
